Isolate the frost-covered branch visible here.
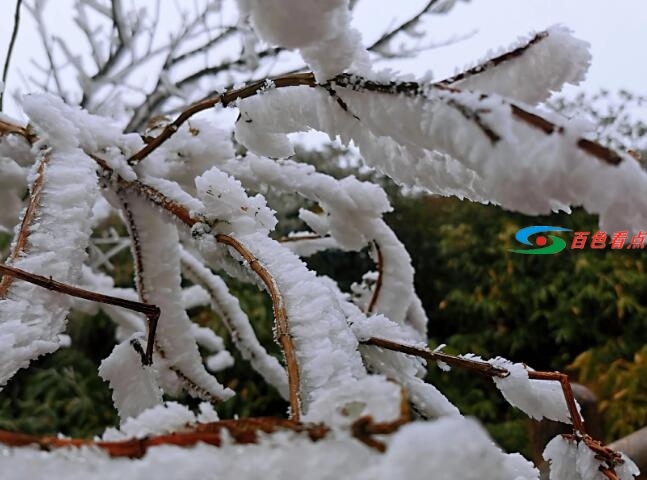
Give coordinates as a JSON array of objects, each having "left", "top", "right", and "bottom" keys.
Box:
[
  {"left": 180, "top": 247, "right": 289, "bottom": 399},
  {"left": 367, "top": 0, "right": 441, "bottom": 53},
  {"left": 0, "top": 262, "right": 159, "bottom": 364},
  {"left": 0, "top": 150, "right": 49, "bottom": 296}
]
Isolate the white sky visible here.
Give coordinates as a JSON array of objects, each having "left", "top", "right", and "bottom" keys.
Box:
[{"left": 1, "top": 0, "right": 646, "bottom": 117}]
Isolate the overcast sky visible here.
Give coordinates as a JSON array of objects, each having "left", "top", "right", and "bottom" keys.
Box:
[{"left": 1, "top": 0, "right": 646, "bottom": 117}]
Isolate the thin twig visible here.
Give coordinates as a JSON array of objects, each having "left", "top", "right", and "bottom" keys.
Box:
[
  {"left": 0, "top": 119, "right": 34, "bottom": 141},
  {"left": 278, "top": 234, "right": 323, "bottom": 243},
  {"left": 366, "top": 242, "right": 384, "bottom": 314},
  {"left": 0, "top": 150, "right": 50, "bottom": 297},
  {"left": 361, "top": 337, "right": 509, "bottom": 378},
  {"left": 0, "top": 0, "right": 23, "bottom": 110},
  {"left": 438, "top": 31, "right": 549, "bottom": 85},
  {"left": 362, "top": 336, "right": 626, "bottom": 476},
  {"left": 0, "top": 263, "right": 160, "bottom": 365},
  {"left": 368, "top": 0, "right": 440, "bottom": 52},
  {"left": 527, "top": 370, "right": 585, "bottom": 434},
  {"left": 127, "top": 71, "right": 315, "bottom": 163}
]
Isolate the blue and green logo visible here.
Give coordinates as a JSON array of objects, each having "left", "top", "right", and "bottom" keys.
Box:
[{"left": 509, "top": 226, "right": 572, "bottom": 255}]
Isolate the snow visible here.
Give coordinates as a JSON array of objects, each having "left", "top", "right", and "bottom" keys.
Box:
[
  {"left": 0, "top": 417, "right": 539, "bottom": 480},
  {"left": 141, "top": 119, "right": 235, "bottom": 195},
  {"left": 195, "top": 167, "right": 277, "bottom": 236},
  {"left": 542, "top": 435, "right": 639, "bottom": 480},
  {"left": 223, "top": 155, "right": 419, "bottom": 329},
  {"left": 237, "top": 0, "right": 369, "bottom": 80},
  {"left": 23, "top": 93, "right": 141, "bottom": 181},
  {"left": 0, "top": 141, "right": 98, "bottom": 387},
  {"left": 303, "top": 375, "right": 402, "bottom": 427},
  {"left": 352, "top": 314, "right": 459, "bottom": 418},
  {"left": 219, "top": 232, "right": 370, "bottom": 411},
  {"left": 0, "top": 9, "right": 641, "bottom": 479},
  {"left": 0, "top": 155, "right": 27, "bottom": 231},
  {"left": 382, "top": 418, "right": 538, "bottom": 480},
  {"left": 181, "top": 247, "right": 289, "bottom": 400},
  {"left": 487, "top": 357, "right": 577, "bottom": 424},
  {"left": 98, "top": 334, "right": 163, "bottom": 421},
  {"left": 234, "top": 79, "right": 646, "bottom": 235},
  {"left": 449, "top": 25, "right": 591, "bottom": 105},
  {"left": 102, "top": 402, "right": 204, "bottom": 441}
]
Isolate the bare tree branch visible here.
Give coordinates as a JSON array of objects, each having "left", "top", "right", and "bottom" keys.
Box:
[
  {"left": 368, "top": 0, "right": 440, "bottom": 52},
  {"left": 0, "top": 0, "right": 23, "bottom": 110}
]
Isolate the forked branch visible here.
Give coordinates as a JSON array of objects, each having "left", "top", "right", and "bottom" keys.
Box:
[
  {"left": 0, "top": 263, "right": 160, "bottom": 365},
  {"left": 361, "top": 336, "right": 628, "bottom": 477}
]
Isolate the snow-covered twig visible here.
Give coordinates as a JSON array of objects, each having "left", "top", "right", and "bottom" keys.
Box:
[{"left": 0, "top": 262, "right": 160, "bottom": 365}]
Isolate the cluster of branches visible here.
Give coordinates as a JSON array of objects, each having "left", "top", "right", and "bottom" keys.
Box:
[{"left": 0, "top": 1, "right": 643, "bottom": 479}]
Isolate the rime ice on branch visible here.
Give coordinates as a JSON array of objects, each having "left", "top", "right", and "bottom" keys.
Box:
[{"left": 0, "top": 1, "right": 642, "bottom": 479}]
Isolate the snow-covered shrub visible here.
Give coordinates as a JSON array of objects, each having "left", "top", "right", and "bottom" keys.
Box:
[{"left": 0, "top": 1, "right": 642, "bottom": 478}]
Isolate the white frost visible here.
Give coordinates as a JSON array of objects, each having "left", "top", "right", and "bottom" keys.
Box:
[
  {"left": 450, "top": 25, "right": 591, "bottom": 105},
  {"left": 488, "top": 357, "right": 577, "bottom": 423},
  {"left": 237, "top": 0, "right": 369, "bottom": 80},
  {"left": 98, "top": 335, "right": 163, "bottom": 421}
]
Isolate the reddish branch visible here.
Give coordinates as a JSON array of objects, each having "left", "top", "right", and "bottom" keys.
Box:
[
  {"left": 0, "top": 119, "right": 35, "bottom": 142},
  {"left": 0, "top": 418, "right": 328, "bottom": 458},
  {"left": 0, "top": 263, "right": 160, "bottom": 365},
  {"left": 438, "top": 31, "right": 549, "bottom": 85},
  {"left": 125, "top": 70, "right": 624, "bottom": 168},
  {"left": 352, "top": 385, "right": 411, "bottom": 452},
  {"left": 362, "top": 336, "right": 628, "bottom": 477},
  {"left": 526, "top": 370, "right": 585, "bottom": 434},
  {"left": 127, "top": 72, "right": 316, "bottom": 164},
  {"left": 562, "top": 433, "right": 624, "bottom": 480},
  {"left": 0, "top": 150, "right": 50, "bottom": 298},
  {"left": 95, "top": 158, "right": 302, "bottom": 419},
  {"left": 0, "top": 410, "right": 416, "bottom": 457},
  {"left": 216, "top": 234, "right": 301, "bottom": 421},
  {"left": 366, "top": 241, "right": 384, "bottom": 314}
]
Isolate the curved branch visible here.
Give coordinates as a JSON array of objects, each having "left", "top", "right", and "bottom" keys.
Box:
[
  {"left": 96, "top": 157, "right": 301, "bottom": 419},
  {"left": 0, "top": 262, "right": 160, "bottom": 365},
  {"left": 0, "top": 150, "right": 49, "bottom": 297},
  {"left": 215, "top": 234, "right": 301, "bottom": 420},
  {"left": 127, "top": 71, "right": 316, "bottom": 163}
]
